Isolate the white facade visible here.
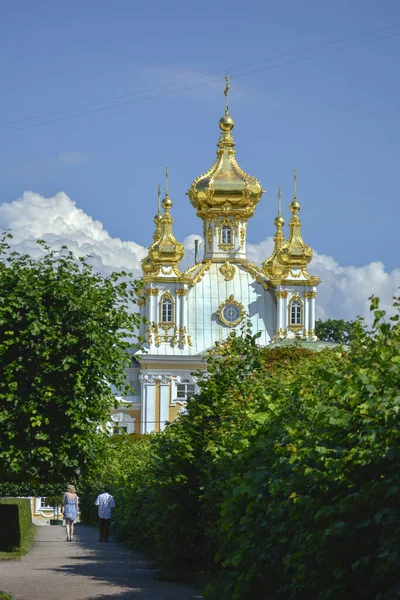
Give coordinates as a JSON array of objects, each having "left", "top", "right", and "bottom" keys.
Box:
[{"left": 115, "top": 86, "right": 321, "bottom": 433}]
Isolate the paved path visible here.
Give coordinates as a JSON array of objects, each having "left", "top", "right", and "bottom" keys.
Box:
[{"left": 0, "top": 525, "right": 202, "bottom": 600}]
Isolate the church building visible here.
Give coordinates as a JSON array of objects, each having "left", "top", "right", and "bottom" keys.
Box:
[{"left": 111, "top": 78, "right": 321, "bottom": 435}]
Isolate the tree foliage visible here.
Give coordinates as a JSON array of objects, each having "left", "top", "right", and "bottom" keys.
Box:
[
  {"left": 80, "top": 297, "right": 400, "bottom": 599},
  {"left": 0, "top": 233, "right": 143, "bottom": 489},
  {"left": 315, "top": 317, "right": 359, "bottom": 344}
]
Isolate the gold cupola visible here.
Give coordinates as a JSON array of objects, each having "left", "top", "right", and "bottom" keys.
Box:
[
  {"left": 277, "top": 170, "right": 313, "bottom": 268},
  {"left": 142, "top": 167, "right": 184, "bottom": 275},
  {"left": 262, "top": 186, "right": 286, "bottom": 277},
  {"left": 188, "top": 76, "right": 263, "bottom": 219}
]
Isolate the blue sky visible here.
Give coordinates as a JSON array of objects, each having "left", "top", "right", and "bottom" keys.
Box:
[{"left": 0, "top": 0, "right": 399, "bottom": 273}]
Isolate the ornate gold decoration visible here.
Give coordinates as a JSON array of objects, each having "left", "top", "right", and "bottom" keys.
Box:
[
  {"left": 278, "top": 170, "right": 313, "bottom": 270},
  {"left": 187, "top": 80, "right": 264, "bottom": 223},
  {"left": 176, "top": 289, "right": 188, "bottom": 296},
  {"left": 145, "top": 287, "right": 159, "bottom": 296},
  {"left": 207, "top": 225, "right": 213, "bottom": 245},
  {"left": 216, "top": 295, "right": 245, "bottom": 327},
  {"left": 137, "top": 298, "right": 147, "bottom": 307},
  {"left": 305, "top": 291, "right": 317, "bottom": 299},
  {"left": 142, "top": 168, "right": 185, "bottom": 276},
  {"left": 262, "top": 185, "right": 286, "bottom": 277},
  {"left": 288, "top": 324, "right": 304, "bottom": 333},
  {"left": 240, "top": 225, "right": 245, "bottom": 248},
  {"left": 275, "top": 290, "right": 288, "bottom": 299},
  {"left": 219, "top": 261, "right": 236, "bottom": 281},
  {"left": 218, "top": 242, "right": 234, "bottom": 251}
]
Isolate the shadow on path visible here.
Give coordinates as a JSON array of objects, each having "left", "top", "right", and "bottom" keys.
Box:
[{"left": 0, "top": 524, "right": 202, "bottom": 600}]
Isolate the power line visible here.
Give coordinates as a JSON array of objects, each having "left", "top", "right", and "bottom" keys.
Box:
[
  {"left": 1, "top": 29, "right": 399, "bottom": 137},
  {"left": 1, "top": 22, "right": 399, "bottom": 130}
]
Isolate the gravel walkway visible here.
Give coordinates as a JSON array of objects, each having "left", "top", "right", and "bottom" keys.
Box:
[{"left": 0, "top": 524, "right": 202, "bottom": 600}]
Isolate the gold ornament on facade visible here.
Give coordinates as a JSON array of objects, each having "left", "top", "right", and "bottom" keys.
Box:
[
  {"left": 216, "top": 295, "right": 245, "bottom": 327},
  {"left": 278, "top": 170, "right": 313, "bottom": 269},
  {"left": 219, "top": 261, "right": 236, "bottom": 281},
  {"left": 262, "top": 185, "right": 286, "bottom": 278},
  {"left": 142, "top": 168, "right": 185, "bottom": 275},
  {"left": 176, "top": 289, "right": 188, "bottom": 296},
  {"left": 207, "top": 225, "right": 213, "bottom": 245},
  {"left": 275, "top": 290, "right": 289, "bottom": 299},
  {"left": 305, "top": 291, "right": 317, "bottom": 299}
]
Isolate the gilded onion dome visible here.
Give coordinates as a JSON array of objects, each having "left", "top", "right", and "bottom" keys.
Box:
[
  {"left": 187, "top": 77, "right": 263, "bottom": 218},
  {"left": 277, "top": 170, "right": 313, "bottom": 268},
  {"left": 262, "top": 186, "right": 286, "bottom": 277},
  {"left": 142, "top": 174, "right": 185, "bottom": 274}
]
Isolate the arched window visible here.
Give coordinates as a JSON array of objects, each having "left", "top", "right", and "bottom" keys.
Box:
[
  {"left": 290, "top": 300, "right": 302, "bottom": 325},
  {"left": 161, "top": 298, "right": 173, "bottom": 322},
  {"left": 160, "top": 292, "right": 174, "bottom": 324},
  {"left": 221, "top": 225, "right": 232, "bottom": 245}
]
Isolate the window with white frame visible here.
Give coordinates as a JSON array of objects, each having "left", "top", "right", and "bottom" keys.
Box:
[
  {"left": 290, "top": 300, "right": 302, "bottom": 325},
  {"left": 40, "top": 497, "right": 53, "bottom": 509},
  {"left": 161, "top": 297, "right": 173, "bottom": 322},
  {"left": 176, "top": 379, "right": 195, "bottom": 400},
  {"left": 221, "top": 225, "right": 232, "bottom": 245}
]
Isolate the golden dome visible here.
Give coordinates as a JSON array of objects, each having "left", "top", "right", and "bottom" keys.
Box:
[{"left": 188, "top": 80, "right": 263, "bottom": 218}]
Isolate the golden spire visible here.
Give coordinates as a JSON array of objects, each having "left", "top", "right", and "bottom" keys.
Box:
[
  {"left": 142, "top": 168, "right": 184, "bottom": 274},
  {"left": 152, "top": 183, "right": 163, "bottom": 243},
  {"left": 262, "top": 186, "right": 286, "bottom": 277},
  {"left": 277, "top": 170, "right": 313, "bottom": 268},
  {"left": 224, "top": 75, "right": 230, "bottom": 116}
]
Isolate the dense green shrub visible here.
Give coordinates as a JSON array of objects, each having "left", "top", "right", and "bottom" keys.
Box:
[
  {"left": 0, "top": 498, "right": 34, "bottom": 552},
  {"left": 80, "top": 297, "right": 400, "bottom": 599}
]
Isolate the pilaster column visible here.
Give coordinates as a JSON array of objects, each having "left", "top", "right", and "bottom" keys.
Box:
[
  {"left": 159, "top": 376, "right": 171, "bottom": 431},
  {"left": 304, "top": 296, "right": 310, "bottom": 337},
  {"left": 275, "top": 290, "right": 288, "bottom": 338},
  {"left": 140, "top": 375, "right": 157, "bottom": 434},
  {"left": 305, "top": 291, "right": 317, "bottom": 336}
]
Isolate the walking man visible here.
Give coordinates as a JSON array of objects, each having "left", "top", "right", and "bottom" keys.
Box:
[{"left": 95, "top": 487, "right": 115, "bottom": 543}]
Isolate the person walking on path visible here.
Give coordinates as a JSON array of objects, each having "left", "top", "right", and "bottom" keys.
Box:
[
  {"left": 95, "top": 487, "right": 115, "bottom": 543},
  {"left": 62, "top": 484, "right": 79, "bottom": 542}
]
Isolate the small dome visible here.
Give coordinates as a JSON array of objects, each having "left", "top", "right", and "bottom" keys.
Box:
[
  {"left": 275, "top": 215, "right": 285, "bottom": 227},
  {"left": 219, "top": 114, "right": 234, "bottom": 132},
  {"left": 162, "top": 196, "right": 173, "bottom": 210}
]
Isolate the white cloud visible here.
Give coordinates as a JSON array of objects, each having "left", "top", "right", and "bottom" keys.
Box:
[
  {"left": 0, "top": 191, "right": 398, "bottom": 323},
  {"left": 0, "top": 191, "right": 147, "bottom": 275}
]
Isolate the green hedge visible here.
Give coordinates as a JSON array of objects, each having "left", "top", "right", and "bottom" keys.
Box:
[{"left": 0, "top": 498, "right": 33, "bottom": 552}]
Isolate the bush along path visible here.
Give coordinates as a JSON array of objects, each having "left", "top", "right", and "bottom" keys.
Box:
[
  {"left": 0, "top": 524, "right": 202, "bottom": 600},
  {"left": 80, "top": 296, "right": 400, "bottom": 600}
]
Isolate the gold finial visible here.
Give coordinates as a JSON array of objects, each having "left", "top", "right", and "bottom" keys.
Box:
[
  {"left": 224, "top": 75, "right": 230, "bottom": 116},
  {"left": 278, "top": 185, "right": 282, "bottom": 216},
  {"left": 165, "top": 165, "right": 169, "bottom": 197},
  {"left": 157, "top": 182, "right": 161, "bottom": 214},
  {"left": 293, "top": 169, "right": 297, "bottom": 199}
]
